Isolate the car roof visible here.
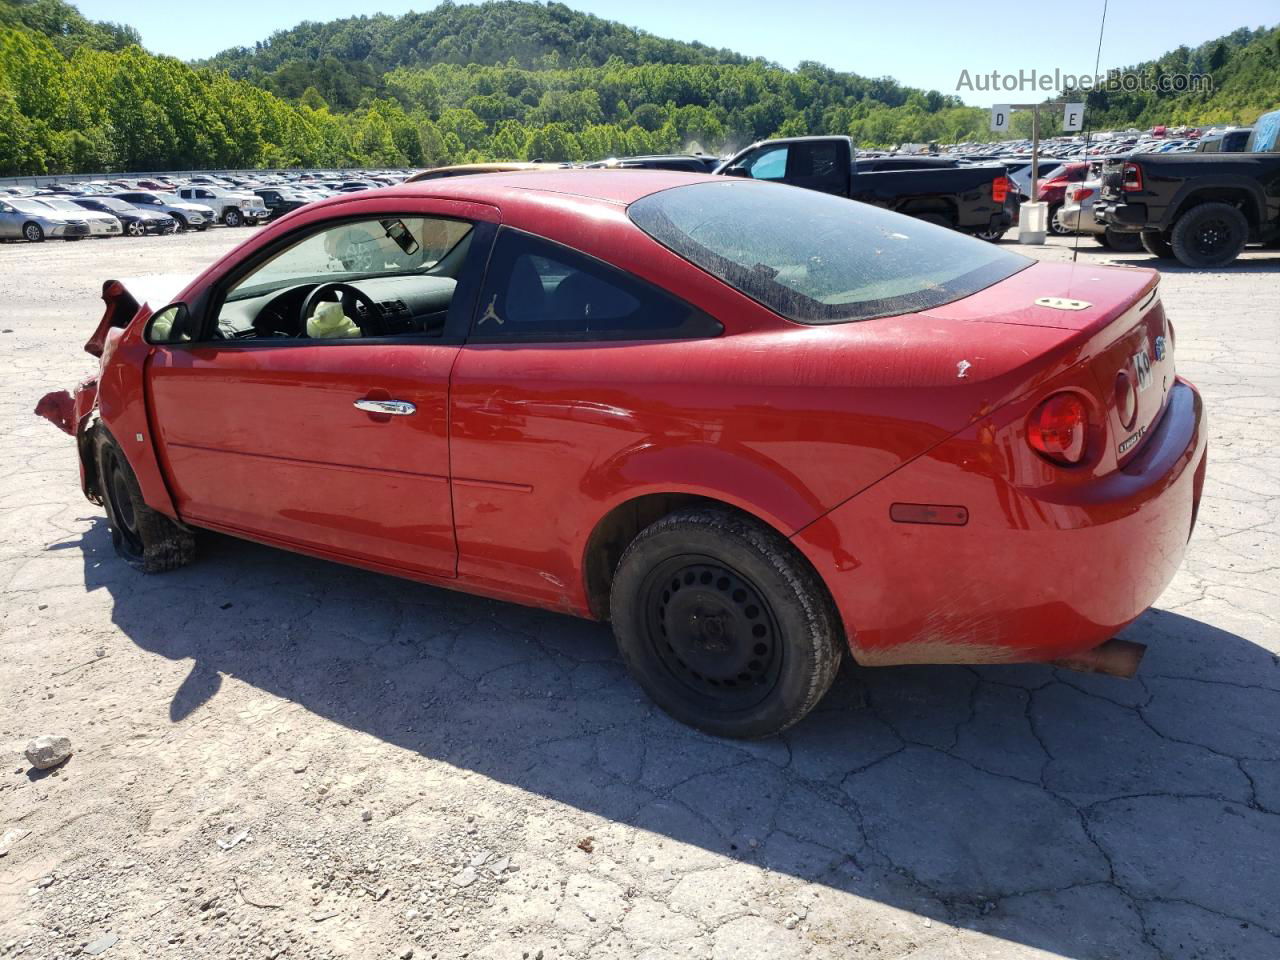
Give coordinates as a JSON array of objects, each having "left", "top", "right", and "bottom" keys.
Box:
[{"left": 383, "top": 169, "right": 713, "bottom": 209}]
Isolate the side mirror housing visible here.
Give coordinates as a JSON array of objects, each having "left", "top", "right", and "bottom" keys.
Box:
[
  {"left": 721, "top": 166, "right": 749, "bottom": 178},
  {"left": 145, "top": 303, "right": 196, "bottom": 345}
]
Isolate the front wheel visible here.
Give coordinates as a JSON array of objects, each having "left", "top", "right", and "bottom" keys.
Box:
[
  {"left": 94, "top": 428, "right": 195, "bottom": 573},
  {"left": 1170, "top": 202, "right": 1249, "bottom": 268},
  {"left": 610, "top": 508, "right": 843, "bottom": 739},
  {"left": 172, "top": 213, "right": 189, "bottom": 232},
  {"left": 223, "top": 208, "right": 244, "bottom": 227},
  {"left": 23, "top": 222, "right": 44, "bottom": 243},
  {"left": 125, "top": 220, "right": 143, "bottom": 237}
]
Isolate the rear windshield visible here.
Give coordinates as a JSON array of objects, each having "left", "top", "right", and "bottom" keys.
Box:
[{"left": 628, "top": 180, "right": 1030, "bottom": 324}]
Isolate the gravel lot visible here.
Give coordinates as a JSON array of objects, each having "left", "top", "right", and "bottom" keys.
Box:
[{"left": 2, "top": 227, "right": 1278, "bottom": 960}]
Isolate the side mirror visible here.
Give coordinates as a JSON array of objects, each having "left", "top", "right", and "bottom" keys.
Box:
[
  {"left": 721, "top": 166, "right": 749, "bottom": 178},
  {"left": 146, "top": 303, "right": 196, "bottom": 345}
]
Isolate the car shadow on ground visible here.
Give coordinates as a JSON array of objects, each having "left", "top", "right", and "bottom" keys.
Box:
[{"left": 65, "top": 520, "right": 1280, "bottom": 958}]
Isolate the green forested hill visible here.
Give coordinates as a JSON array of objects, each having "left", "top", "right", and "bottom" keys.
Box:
[{"left": 1, "top": 0, "right": 1277, "bottom": 177}]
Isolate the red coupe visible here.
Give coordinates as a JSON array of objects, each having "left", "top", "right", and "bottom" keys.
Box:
[{"left": 42, "top": 171, "right": 1207, "bottom": 738}]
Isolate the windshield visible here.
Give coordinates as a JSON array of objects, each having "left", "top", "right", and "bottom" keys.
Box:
[
  {"left": 628, "top": 181, "right": 1031, "bottom": 324},
  {"left": 92, "top": 198, "right": 135, "bottom": 212},
  {"left": 34, "top": 198, "right": 84, "bottom": 213},
  {"left": 11, "top": 198, "right": 61, "bottom": 215}
]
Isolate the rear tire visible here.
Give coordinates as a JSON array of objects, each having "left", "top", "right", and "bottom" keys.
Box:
[
  {"left": 1141, "top": 232, "right": 1176, "bottom": 259},
  {"left": 1104, "top": 227, "right": 1144, "bottom": 252},
  {"left": 1047, "top": 203, "right": 1071, "bottom": 236},
  {"left": 1170, "top": 202, "right": 1249, "bottom": 268},
  {"left": 94, "top": 429, "right": 195, "bottom": 573},
  {"left": 23, "top": 222, "right": 44, "bottom": 243},
  {"left": 610, "top": 508, "right": 843, "bottom": 739}
]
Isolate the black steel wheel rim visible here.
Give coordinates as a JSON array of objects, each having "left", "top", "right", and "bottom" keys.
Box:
[
  {"left": 642, "top": 555, "right": 783, "bottom": 709},
  {"left": 1194, "top": 217, "right": 1232, "bottom": 256},
  {"left": 105, "top": 452, "right": 143, "bottom": 556}
]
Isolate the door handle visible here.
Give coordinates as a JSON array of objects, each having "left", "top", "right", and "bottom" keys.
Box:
[{"left": 354, "top": 399, "right": 416, "bottom": 416}]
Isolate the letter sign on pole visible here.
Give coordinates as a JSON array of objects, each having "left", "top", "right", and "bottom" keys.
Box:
[
  {"left": 1063, "top": 103, "right": 1085, "bottom": 132},
  {"left": 991, "top": 105, "right": 1011, "bottom": 132}
]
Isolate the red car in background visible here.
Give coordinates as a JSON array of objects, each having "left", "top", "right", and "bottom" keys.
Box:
[
  {"left": 1038, "top": 161, "right": 1092, "bottom": 235},
  {"left": 40, "top": 172, "right": 1207, "bottom": 738}
]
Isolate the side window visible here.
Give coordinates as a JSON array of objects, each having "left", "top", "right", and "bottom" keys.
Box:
[
  {"left": 789, "top": 142, "right": 840, "bottom": 178},
  {"left": 212, "top": 216, "right": 476, "bottom": 342},
  {"left": 471, "top": 229, "right": 720, "bottom": 342},
  {"left": 744, "top": 145, "right": 789, "bottom": 181}
]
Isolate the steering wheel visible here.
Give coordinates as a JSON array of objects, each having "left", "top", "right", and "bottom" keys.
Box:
[{"left": 299, "top": 282, "right": 386, "bottom": 336}]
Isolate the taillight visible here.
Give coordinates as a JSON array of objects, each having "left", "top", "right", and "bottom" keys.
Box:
[
  {"left": 1114, "top": 371, "right": 1137, "bottom": 429},
  {"left": 992, "top": 176, "right": 1010, "bottom": 203},
  {"left": 1070, "top": 187, "right": 1094, "bottom": 202},
  {"left": 1027, "top": 392, "right": 1089, "bottom": 466},
  {"left": 1122, "top": 162, "right": 1144, "bottom": 192}
]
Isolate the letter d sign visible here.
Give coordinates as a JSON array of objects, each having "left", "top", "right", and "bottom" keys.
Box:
[{"left": 991, "top": 105, "right": 1010, "bottom": 132}]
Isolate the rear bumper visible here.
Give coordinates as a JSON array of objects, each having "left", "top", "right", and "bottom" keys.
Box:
[
  {"left": 792, "top": 378, "right": 1207, "bottom": 666},
  {"left": 1059, "top": 204, "right": 1104, "bottom": 235},
  {"left": 1095, "top": 201, "right": 1148, "bottom": 232}
]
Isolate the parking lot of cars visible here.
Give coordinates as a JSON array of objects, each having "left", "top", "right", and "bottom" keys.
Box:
[{"left": 0, "top": 170, "right": 413, "bottom": 242}]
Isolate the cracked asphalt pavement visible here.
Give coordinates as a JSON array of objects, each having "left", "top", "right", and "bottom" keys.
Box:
[{"left": 1, "top": 229, "right": 1278, "bottom": 960}]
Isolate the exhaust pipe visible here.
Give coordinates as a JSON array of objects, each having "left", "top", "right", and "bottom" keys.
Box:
[{"left": 1052, "top": 638, "right": 1146, "bottom": 678}]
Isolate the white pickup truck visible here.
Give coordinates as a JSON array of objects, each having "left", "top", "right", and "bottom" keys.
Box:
[{"left": 175, "top": 186, "right": 268, "bottom": 227}]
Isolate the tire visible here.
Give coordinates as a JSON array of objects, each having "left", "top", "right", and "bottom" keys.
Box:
[
  {"left": 125, "top": 220, "right": 143, "bottom": 237},
  {"left": 94, "top": 428, "right": 195, "bottom": 574},
  {"left": 1141, "top": 232, "right": 1176, "bottom": 259},
  {"left": 1093, "top": 233, "right": 1111, "bottom": 248},
  {"left": 223, "top": 208, "right": 244, "bottom": 227},
  {"left": 1104, "top": 227, "right": 1144, "bottom": 252},
  {"left": 23, "top": 222, "right": 44, "bottom": 243},
  {"left": 1170, "top": 202, "right": 1249, "bottom": 268},
  {"left": 172, "top": 213, "right": 189, "bottom": 232},
  {"left": 973, "top": 225, "right": 1007, "bottom": 242},
  {"left": 1047, "top": 203, "right": 1071, "bottom": 236},
  {"left": 609, "top": 507, "right": 843, "bottom": 739}
]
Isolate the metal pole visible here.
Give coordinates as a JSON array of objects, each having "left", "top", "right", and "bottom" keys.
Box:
[{"left": 1030, "top": 105, "right": 1040, "bottom": 202}]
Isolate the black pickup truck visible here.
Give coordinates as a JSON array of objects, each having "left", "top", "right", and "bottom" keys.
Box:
[
  {"left": 715, "top": 136, "right": 1013, "bottom": 240},
  {"left": 1094, "top": 110, "right": 1280, "bottom": 267}
]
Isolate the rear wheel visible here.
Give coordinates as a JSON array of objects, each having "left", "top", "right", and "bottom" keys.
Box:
[
  {"left": 1141, "top": 232, "right": 1176, "bottom": 259},
  {"left": 223, "top": 208, "right": 244, "bottom": 227},
  {"left": 94, "top": 429, "right": 195, "bottom": 573},
  {"left": 1048, "top": 203, "right": 1071, "bottom": 236},
  {"left": 1170, "top": 202, "right": 1249, "bottom": 268},
  {"left": 23, "top": 222, "right": 44, "bottom": 243},
  {"left": 610, "top": 508, "right": 843, "bottom": 738},
  {"left": 1104, "top": 227, "right": 1144, "bottom": 252}
]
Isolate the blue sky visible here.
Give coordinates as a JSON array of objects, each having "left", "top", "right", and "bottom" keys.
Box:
[{"left": 77, "top": 0, "right": 1276, "bottom": 106}]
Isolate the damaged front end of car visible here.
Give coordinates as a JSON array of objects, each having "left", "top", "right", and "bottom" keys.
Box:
[{"left": 34, "top": 277, "right": 184, "bottom": 505}]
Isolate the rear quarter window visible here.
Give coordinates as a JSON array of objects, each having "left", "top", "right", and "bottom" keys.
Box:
[{"left": 628, "top": 180, "right": 1031, "bottom": 324}]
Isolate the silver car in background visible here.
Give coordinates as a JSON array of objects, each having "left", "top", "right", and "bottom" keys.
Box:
[
  {"left": 113, "top": 191, "right": 214, "bottom": 232},
  {"left": 31, "top": 196, "right": 122, "bottom": 237},
  {"left": 0, "top": 197, "right": 92, "bottom": 242}
]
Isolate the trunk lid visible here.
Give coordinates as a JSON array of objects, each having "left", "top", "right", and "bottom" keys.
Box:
[{"left": 922, "top": 261, "right": 1173, "bottom": 465}]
